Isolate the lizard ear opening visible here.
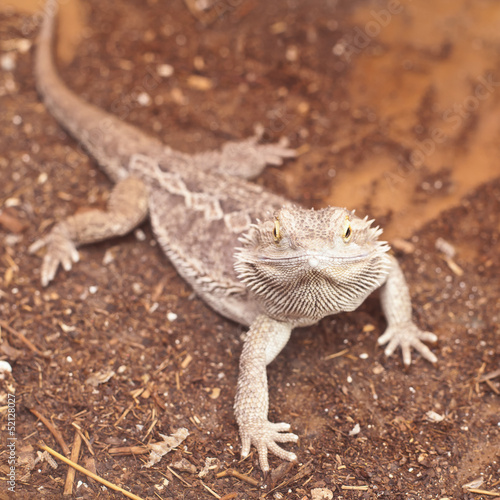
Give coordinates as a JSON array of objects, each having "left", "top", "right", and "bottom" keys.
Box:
[{"left": 273, "top": 218, "right": 281, "bottom": 243}]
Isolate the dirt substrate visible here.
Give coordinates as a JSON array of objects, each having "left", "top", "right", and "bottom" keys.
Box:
[{"left": 0, "top": 1, "right": 499, "bottom": 498}]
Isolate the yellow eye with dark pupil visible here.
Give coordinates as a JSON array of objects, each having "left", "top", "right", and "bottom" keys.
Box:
[
  {"left": 342, "top": 219, "right": 352, "bottom": 242},
  {"left": 273, "top": 219, "right": 281, "bottom": 242}
]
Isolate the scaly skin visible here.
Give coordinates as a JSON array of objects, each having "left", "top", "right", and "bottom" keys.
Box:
[{"left": 31, "top": 1, "right": 438, "bottom": 473}]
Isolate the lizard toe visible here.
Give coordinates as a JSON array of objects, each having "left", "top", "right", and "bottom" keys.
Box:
[
  {"left": 28, "top": 237, "right": 47, "bottom": 254},
  {"left": 35, "top": 227, "right": 80, "bottom": 286},
  {"left": 239, "top": 419, "right": 298, "bottom": 471},
  {"left": 378, "top": 322, "right": 437, "bottom": 366}
]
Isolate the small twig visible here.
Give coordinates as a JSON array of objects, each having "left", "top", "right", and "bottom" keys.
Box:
[
  {"left": 71, "top": 423, "right": 95, "bottom": 456},
  {"left": 475, "top": 363, "right": 486, "bottom": 395},
  {"left": 466, "top": 488, "right": 500, "bottom": 497},
  {"left": 166, "top": 465, "right": 193, "bottom": 487},
  {"left": 341, "top": 485, "right": 369, "bottom": 491},
  {"left": 302, "top": 474, "right": 314, "bottom": 487},
  {"left": 29, "top": 407, "right": 71, "bottom": 456},
  {"left": 486, "top": 380, "right": 500, "bottom": 395},
  {"left": 63, "top": 431, "right": 82, "bottom": 495},
  {"left": 142, "top": 417, "right": 159, "bottom": 441},
  {"left": 200, "top": 480, "right": 221, "bottom": 499},
  {"left": 0, "top": 320, "right": 48, "bottom": 357},
  {"left": 264, "top": 459, "right": 311, "bottom": 497},
  {"left": 327, "top": 424, "right": 349, "bottom": 437},
  {"left": 216, "top": 469, "right": 260, "bottom": 486},
  {"left": 115, "top": 402, "right": 135, "bottom": 426},
  {"left": 38, "top": 442, "right": 146, "bottom": 500},
  {"left": 108, "top": 445, "right": 149, "bottom": 456},
  {"left": 324, "top": 348, "right": 349, "bottom": 360},
  {"left": 480, "top": 368, "right": 500, "bottom": 382}
]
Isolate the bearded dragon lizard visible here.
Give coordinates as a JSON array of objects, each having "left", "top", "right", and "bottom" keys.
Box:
[{"left": 30, "top": 3, "right": 438, "bottom": 473}]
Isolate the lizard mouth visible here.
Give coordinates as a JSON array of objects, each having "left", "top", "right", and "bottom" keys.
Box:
[{"left": 258, "top": 251, "right": 372, "bottom": 268}]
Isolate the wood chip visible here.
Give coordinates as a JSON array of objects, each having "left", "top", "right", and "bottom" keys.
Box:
[
  {"left": 84, "top": 370, "right": 115, "bottom": 387},
  {"left": 391, "top": 237, "right": 415, "bottom": 254},
  {"left": 209, "top": 387, "right": 221, "bottom": 399},
  {"left": 171, "top": 458, "right": 197, "bottom": 474},
  {"left": 270, "top": 21, "right": 287, "bottom": 34},
  {"left": 63, "top": 431, "right": 82, "bottom": 495},
  {"left": 187, "top": 75, "right": 213, "bottom": 91},
  {"left": 181, "top": 354, "right": 193, "bottom": 369},
  {"left": 0, "top": 211, "right": 27, "bottom": 233}
]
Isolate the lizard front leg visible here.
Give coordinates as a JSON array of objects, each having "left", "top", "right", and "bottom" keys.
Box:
[
  {"left": 234, "top": 314, "right": 298, "bottom": 472},
  {"left": 378, "top": 254, "right": 438, "bottom": 366},
  {"left": 30, "top": 176, "right": 149, "bottom": 286}
]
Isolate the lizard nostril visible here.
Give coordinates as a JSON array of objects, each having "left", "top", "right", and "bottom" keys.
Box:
[{"left": 308, "top": 256, "right": 319, "bottom": 268}]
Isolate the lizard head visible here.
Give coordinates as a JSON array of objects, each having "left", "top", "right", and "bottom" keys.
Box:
[{"left": 234, "top": 205, "right": 391, "bottom": 324}]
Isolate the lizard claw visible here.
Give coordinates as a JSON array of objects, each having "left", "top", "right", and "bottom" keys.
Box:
[
  {"left": 29, "top": 223, "right": 79, "bottom": 287},
  {"left": 377, "top": 322, "right": 438, "bottom": 366},
  {"left": 240, "top": 420, "right": 298, "bottom": 472}
]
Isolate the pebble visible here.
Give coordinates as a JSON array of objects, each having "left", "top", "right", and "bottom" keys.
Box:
[
  {"left": 137, "top": 92, "right": 151, "bottom": 106},
  {"left": 0, "top": 360, "right": 12, "bottom": 379},
  {"left": 349, "top": 423, "right": 361, "bottom": 436},
  {"left": 157, "top": 64, "right": 174, "bottom": 78},
  {"left": 425, "top": 410, "right": 444, "bottom": 423},
  {"left": 1, "top": 53, "right": 15, "bottom": 71}
]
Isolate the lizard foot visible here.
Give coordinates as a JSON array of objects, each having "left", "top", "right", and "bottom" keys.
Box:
[
  {"left": 240, "top": 420, "right": 298, "bottom": 472},
  {"left": 29, "top": 223, "right": 79, "bottom": 287},
  {"left": 247, "top": 132, "right": 297, "bottom": 167},
  {"left": 377, "top": 322, "right": 438, "bottom": 366},
  {"left": 220, "top": 126, "right": 296, "bottom": 178}
]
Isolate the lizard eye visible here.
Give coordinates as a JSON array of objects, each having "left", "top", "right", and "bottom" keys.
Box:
[
  {"left": 342, "top": 217, "right": 352, "bottom": 243},
  {"left": 273, "top": 219, "right": 281, "bottom": 242}
]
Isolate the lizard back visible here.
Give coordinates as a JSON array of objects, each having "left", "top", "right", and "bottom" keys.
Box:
[{"left": 131, "top": 154, "right": 290, "bottom": 326}]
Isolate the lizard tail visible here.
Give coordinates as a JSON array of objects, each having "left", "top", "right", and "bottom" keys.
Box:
[{"left": 35, "top": 1, "right": 166, "bottom": 182}]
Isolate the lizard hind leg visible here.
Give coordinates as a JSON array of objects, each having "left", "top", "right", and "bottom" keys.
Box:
[
  {"left": 30, "top": 176, "right": 149, "bottom": 286},
  {"left": 192, "top": 125, "right": 297, "bottom": 180},
  {"left": 219, "top": 126, "right": 297, "bottom": 180}
]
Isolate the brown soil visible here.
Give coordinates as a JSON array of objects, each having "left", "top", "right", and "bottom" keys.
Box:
[{"left": 0, "top": 0, "right": 499, "bottom": 499}]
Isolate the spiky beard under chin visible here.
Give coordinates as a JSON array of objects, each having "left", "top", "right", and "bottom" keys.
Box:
[{"left": 235, "top": 249, "right": 391, "bottom": 324}]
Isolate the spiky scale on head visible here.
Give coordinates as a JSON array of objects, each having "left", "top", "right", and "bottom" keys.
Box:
[{"left": 234, "top": 205, "right": 391, "bottom": 325}]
